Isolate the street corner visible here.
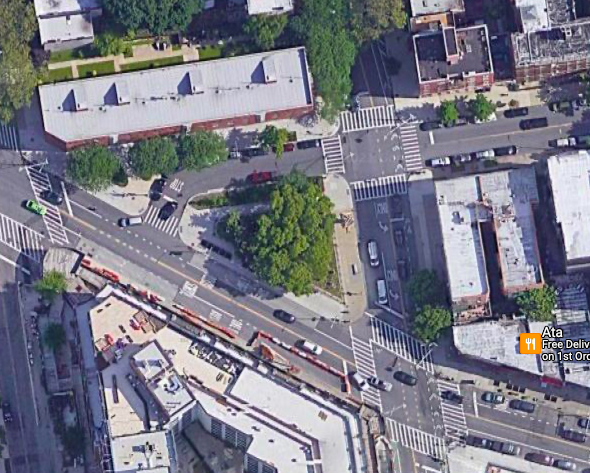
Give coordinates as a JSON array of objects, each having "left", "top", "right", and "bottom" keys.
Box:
[
  {"left": 91, "top": 176, "right": 152, "bottom": 216},
  {"left": 324, "top": 173, "right": 354, "bottom": 213}
]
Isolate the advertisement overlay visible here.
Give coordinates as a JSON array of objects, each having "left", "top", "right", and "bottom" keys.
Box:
[{"left": 520, "top": 327, "right": 590, "bottom": 362}]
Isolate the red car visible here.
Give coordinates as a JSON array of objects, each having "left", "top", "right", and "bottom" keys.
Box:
[{"left": 247, "top": 171, "right": 276, "bottom": 184}]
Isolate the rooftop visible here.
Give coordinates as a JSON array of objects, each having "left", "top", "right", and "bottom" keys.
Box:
[
  {"left": 409, "top": 0, "right": 464, "bottom": 17},
  {"left": 414, "top": 25, "right": 492, "bottom": 83},
  {"left": 39, "top": 47, "right": 313, "bottom": 143},
  {"left": 34, "top": 0, "right": 101, "bottom": 17},
  {"left": 515, "top": 0, "right": 550, "bottom": 33},
  {"left": 111, "top": 431, "right": 174, "bottom": 473},
  {"left": 246, "top": 0, "right": 293, "bottom": 15},
  {"left": 547, "top": 150, "right": 590, "bottom": 267},
  {"left": 38, "top": 13, "right": 94, "bottom": 46}
]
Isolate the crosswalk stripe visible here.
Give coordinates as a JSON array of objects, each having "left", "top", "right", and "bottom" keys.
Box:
[
  {"left": 340, "top": 105, "right": 396, "bottom": 133},
  {"left": 436, "top": 379, "right": 468, "bottom": 445},
  {"left": 0, "top": 212, "right": 44, "bottom": 262},
  {"left": 0, "top": 123, "right": 19, "bottom": 151},
  {"left": 143, "top": 205, "right": 180, "bottom": 236},
  {"left": 387, "top": 419, "right": 446, "bottom": 460},
  {"left": 321, "top": 136, "right": 345, "bottom": 174},
  {"left": 350, "top": 332, "right": 382, "bottom": 412},
  {"left": 350, "top": 175, "right": 408, "bottom": 202}
]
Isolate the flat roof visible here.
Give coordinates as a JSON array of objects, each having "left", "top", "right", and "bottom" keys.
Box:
[
  {"left": 247, "top": 0, "right": 293, "bottom": 15},
  {"left": 111, "top": 431, "right": 173, "bottom": 473},
  {"left": 409, "top": 0, "right": 464, "bottom": 16},
  {"left": 34, "top": 0, "right": 101, "bottom": 17},
  {"left": 547, "top": 151, "right": 590, "bottom": 266},
  {"left": 415, "top": 25, "right": 492, "bottom": 83},
  {"left": 39, "top": 13, "right": 94, "bottom": 46},
  {"left": 39, "top": 47, "right": 312, "bottom": 143},
  {"left": 515, "top": 0, "right": 550, "bottom": 33}
]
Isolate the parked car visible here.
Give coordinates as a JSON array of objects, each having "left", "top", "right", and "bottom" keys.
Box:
[
  {"left": 41, "top": 189, "right": 63, "bottom": 205},
  {"left": 351, "top": 372, "right": 369, "bottom": 391},
  {"left": 550, "top": 137, "right": 577, "bottom": 147},
  {"left": 298, "top": 340, "right": 323, "bottom": 356},
  {"left": 297, "top": 139, "right": 321, "bottom": 150},
  {"left": 473, "top": 149, "right": 495, "bottom": 160},
  {"left": 576, "top": 97, "right": 588, "bottom": 108},
  {"left": 561, "top": 429, "right": 587, "bottom": 443},
  {"left": 419, "top": 121, "right": 441, "bottom": 132},
  {"left": 376, "top": 279, "right": 388, "bottom": 305},
  {"left": 481, "top": 392, "right": 505, "bottom": 404},
  {"left": 578, "top": 417, "right": 590, "bottom": 429},
  {"left": 549, "top": 100, "right": 574, "bottom": 113},
  {"left": 466, "top": 435, "right": 493, "bottom": 449},
  {"left": 441, "top": 391, "right": 463, "bottom": 404},
  {"left": 25, "top": 199, "right": 47, "bottom": 216},
  {"left": 393, "top": 371, "right": 417, "bottom": 386},
  {"left": 2, "top": 402, "right": 12, "bottom": 424},
  {"left": 367, "top": 240, "right": 379, "bottom": 267},
  {"left": 509, "top": 399, "right": 536, "bottom": 413},
  {"left": 247, "top": 171, "right": 276, "bottom": 184},
  {"left": 273, "top": 310, "right": 296, "bottom": 324},
  {"left": 394, "top": 229, "right": 404, "bottom": 246},
  {"left": 158, "top": 201, "right": 178, "bottom": 221},
  {"left": 149, "top": 178, "right": 166, "bottom": 201},
  {"left": 576, "top": 134, "right": 590, "bottom": 149},
  {"left": 519, "top": 117, "right": 548, "bottom": 130},
  {"left": 504, "top": 107, "right": 529, "bottom": 118},
  {"left": 525, "top": 452, "right": 553, "bottom": 466},
  {"left": 452, "top": 153, "right": 472, "bottom": 163},
  {"left": 367, "top": 376, "right": 393, "bottom": 392},
  {"left": 474, "top": 113, "right": 497, "bottom": 124},
  {"left": 118, "top": 216, "right": 143, "bottom": 227},
  {"left": 242, "top": 147, "right": 266, "bottom": 158},
  {"left": 228, "top": 149, "right": 242, "bottom": 159},
  {"left": 492, "top": 441, "right": 521, "bottom": 455},
  {"left": 493, "top": 145, "right": 517, "bottom": 156},
  {"left": 554, "top": 460, "right": 577, "bottom": 471},
  {"left": 428, "top": 157, "right": 451, "bottom": 168}
]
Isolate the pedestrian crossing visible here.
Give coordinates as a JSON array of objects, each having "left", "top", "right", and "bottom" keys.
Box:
[
  {"left": 170, "top": 178, "right": 184, "bottom": 193},
  {"left": 321, "top": 136, "right": 345, "bottom": 174},
  {"left": 143, "top": 205, "right": 180, "bottom": 236},
  {"left": 386, "top": 418, "right": 446, "bottom": 460},
  {"left": 350, "top": 334, "right": 383, "bottom": 411},
  {"left": 25, "top": 166, "right": 69, "bottom": 246},
  {"left": 436, "top": 379, "right": 468, "bottom": 445},
  {"left": 0, "top": 212, "right": 45, "bottom": 262},
  {"left": 399, "top": 124, "right": 423, "bottom": 173},
  {"left": 340, "top": 105, "right": 396, "bottom": 133},
  {"left": 350, "top": 175, "right": 407, "bottom": 202},
  {"left": 370, "top": 316, "right": 434, "bottom": 373},
  {"left": 0, "top": 123, "right": 19, "bottom": 151}
]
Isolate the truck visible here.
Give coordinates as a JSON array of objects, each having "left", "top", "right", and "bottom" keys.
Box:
[{"left": 550, "top": 137, "right": 577, "bottom": 148}]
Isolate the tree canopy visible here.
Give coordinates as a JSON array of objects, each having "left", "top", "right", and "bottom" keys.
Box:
[
  {"left": 67, "top": 146, "right": 121, "bottom": 192},
  {"left": 102, "top": 0, "right": 202, "bottom": 36},
  {"left": 244, "top": 14, "right": 288, "bottom": 51},
  {"left": 470, "top": 93, "right": 496, "bottom": 122},
  {"left": 94, "top": 33, "right": 127, "bottom": 56},
  {"left": 291, "top": 0, "right": 357, "bottom": 120},
  {"left": 408, "top": 270, "right": 447, "bottom": 309},
  {"left": 177, "top": 131, "right": 228, "bottom": 171},
  {"left": 129, "top": 137, "right": 179, "bottom": 180},
  {"left": 439, "top": 100, "right": 459, "bottom": 126},
  {"left": 351, "top": 0, "right": 407, "bottom": 44},
  {"left": 259, "top": 125, "right": 290, "bottom": 158},
  {"left": 35, "top": 270, "right": 67, "bottom": 301},
  {"left": 43, "top": 323, "right": 67, "bottom": 352},
  {"left": 0, "top": 0, "right": 39, "bottom": 123},
  {"left": 412, "top": 305, "right": 452, "bottom": 344},
  {"left": 515, "top": 286, "right": 557, "bottom": 322}
]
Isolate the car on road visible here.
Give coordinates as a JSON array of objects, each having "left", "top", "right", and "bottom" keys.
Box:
[
  {"left": 419, "top": 121, "right": 441, "bottom": 132},
  {"left": 367, "top": 376, "right": 392, "bottom": 392},
  {"left": 474, "top": 113, "right": 497, "bottom": 124},
  {"left": 578, "top": 417, "right": 590, "bottom": 429},
  {"left": 297, "top": 139, "right": 321, "bottom": 150},
  {"left": 473, "top": 149, "right": 495, "bottom": 160},
  {"left": 554, "top": 460, "right": 577, "bottom": 471},
  {"left": 525, "top": 452, "right": 553, "bottom": 466},
  {"left": 367, "top": 240, "right": 379, "bottom": 267},
  {"left": 561, "top": 429, "right": 587, "bottom": 443},
  {"left": 549, "top": 100, "right": 574, "bottom": 113},
  {"left": 351, "top": 372, "right": 369, "bottom": 391},
  {"left": 393, "top": 371, "right": 417, "bottom": 386},
  {"left": 298, "top": 340, "right": 323, "bottom": 356},
  {"left": 242, "top": 147, "right": 267, "bottom": 158},
  {"left": 2, "top": 402, "right": 12, "bottom": 424},
  {"left": 509, "top": 399, "right": 536, "bottom": 413},
  {"left": 504, "top": 107, "right": 529, "bottom": 118},
  {"left": 481, "top": 392, "right": 505, "bottom": 404},
  {"left": 550, "top": 137, "right": 577, "bottom": 148},
  {"left": 493, "top": 145, "right": 517, "bottom": 156},
  {"left": 519, "top": 117, "right": 548, "bottom": 130},
  {"left": 427, "top": 157, "right": 451, "bottom": 168},
  {"left": 149, "top": 178, "right": 167, "bottom": 201},
  {"left": 376, "top": 279, "right": 388, "bottom": 305},
  {"left": 452, "top": 153, "right": 472, "bottom": 164},
  {"left": 118, "top": 216, "right": 143, "bottom": 227},
  {"left": 247, "top": 171, "right": 276, "bottom": 185},
  {"left": 25, "top": 199, "right": 47, "bottom": 216},
  {"left": 466, "top": 435, "right": 493, "bottom": 449},
  {"left": 491, "top": 441, "right": 521, "bottom": 455},
  {"left": 228, "top": 149, "right": 242, "bottom": 159},
  {"left": 273, "top": 310, "right": 296, "bottom": 324},
  {"left": 441, "top": 391, "right": 463, "bottom": 404},
  {"left": 158, "top": 201, "right": 178, "bottom": 221},
  {"left": 41, "top": 189, "right": 63, "bottom": 205}
]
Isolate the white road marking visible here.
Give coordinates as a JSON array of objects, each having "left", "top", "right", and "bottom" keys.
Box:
[
  {"left": 60, "top": 180, "right": 73, "bottom": 216},
  {"left": 0, "top": 253, "right": 31, "bottom": 275}
]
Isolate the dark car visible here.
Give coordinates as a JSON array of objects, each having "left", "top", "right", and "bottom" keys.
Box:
[
  {"left": 504, "top": 107, "right": 529, "bottom": 118},
  {"left": 441, "top": 391, "right": 463, "bottom": 404},
  {"left": 2, "top": 402, "right": 12, "bottom": 423},
  {"left": 149, "top": 178, "right": 166, "bottom": 201},
  {"left": 466, "top": 435, "right": 493, "bottom": 449},
  {"left": 242, "top": 147, "right": 267, "bottom": 158},
  {"left": 561, "top": 429, "right": 587, "bottom": 443},
  {"left": 492, "top": 441, "right": 521, "bottom": 455},
  {"left": 509, "top": 399, "right": 536, "bottom": 413},
  {"left": 549, "top": 100, "right": 574, "bottom": 113},
  {"left": 419, "top": 121, "right": 442, "bottom": 132},
  {"left": 525, "top": 452, "right": 553, "bottom": 466},
  {"left": 519, "top": 117, "right": 548, "bottom": 130},
  {"left": 273, "top": 310, "right": 296, "bottom": 324},
  {"left": 554, "top": 460, "right": 577, "bottom": 471},
  {"left": 393, "top": 371, "right": 417, "bottom": 386},
  {"left": 158, "top": 201, "right": 178, "bottom": 221},
  {"left": 297, "top": 139, "right": 321, "bottom": 150},
  {"left": 578, "top": 417, "right": 590, "bottom": 429},
  {"left": 493, "top": 145, "right": 517, "bottom": 156},
  {"left": 481, "top": 391, "right": 505, "bottom": 404},
  {"left": 41, "top": 189, "right": 63, "bottom": 205}
]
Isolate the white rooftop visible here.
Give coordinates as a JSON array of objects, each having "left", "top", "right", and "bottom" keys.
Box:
[
  {"left": 409, "top": 0, "right": 464, "bottom": 16},
  {"left": 247, "top": 0, "right": 293, "bottom": 15},
  {"left": 111, "top": 431, "right": 172, "bottom": 473},
  {"left": 515, "top": 0, "right": 550, "bottom": 32},
  {"left": 34, "top": 0, "right": 101, "bottom": 17},
  {"left": 547, "top": 151, "right": 590, "bottom": 267},
  {"left": 38, "top": 47, "right": 312, "bottom": 144},
  {"left": 38, "top": 13, "right": 94, "bottom": 46}
]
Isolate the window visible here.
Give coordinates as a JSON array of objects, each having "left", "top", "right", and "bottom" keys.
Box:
[
  {"left": 211, "top": 418, "right": 223, "bottom": 439},
  {"left": 224, "top": 425, "right": 237, "bottom": 446},
  {"left": 246, "top": 455, "right": 259, "bottom": 473}
]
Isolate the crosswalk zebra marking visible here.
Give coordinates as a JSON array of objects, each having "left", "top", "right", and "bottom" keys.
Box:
[
  {"left": 144, "top": 205, "right": 180, "bottom": 236},
  {"left": 436, "top": 379, "right": 468, "bottom": 444},
  {"left": 398, "top": 124, "right": 424, "bottom": 173},
  {"left": 350, "top": 330, "right": 383, "bottom": 411},
  {"left": 386, "top": 418, "right": 446, "bottom": 460},
  {"left": 0, "top": 123, "right": 19, "bottom": 151},
  {"left": 321, "top": 136, "right": 345, "bottom": 174},
  {"left": 350, "top": 175, "right": 407, "bottom": 202},
  {"left": 0, "top": 212, "right": 45, "bottom": 262},
  {"left": 340, "top": 105, "right": 396, "bottom": 133}
]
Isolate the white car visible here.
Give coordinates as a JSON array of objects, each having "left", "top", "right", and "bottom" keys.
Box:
[
  {"left": 552, "top": 137, "right": 577, "bottom": 147},
  {"left": 474, "top": 113, "right": 497, "bottom": 124},
  {"left": 367, "top": 376, "right": 393, "bottom": 392},
  {"left": 429, "top": 157, "right": 451, "bottom": 168},
  {"left": 474, "top": 149, "right": 495, "bottom": 160}
]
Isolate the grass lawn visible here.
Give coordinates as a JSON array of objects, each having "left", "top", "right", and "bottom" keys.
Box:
[
  {"left": 49, "top": 49, "right": 77, "bottom": 63},
  {"left": 322, "top": 245, "right": 343, "bottom": 300},
  {"left": 120, "top": 55, "right": 184, "bottom": 72},
  {"left": 198, "top": 45, "right": 223, "bottom": 61},
  {"left": 47, "top": 66, "right": 74, "bottom": 83},
  {"left": 77, "top": 60, "right": 116, "bottom": 78}
]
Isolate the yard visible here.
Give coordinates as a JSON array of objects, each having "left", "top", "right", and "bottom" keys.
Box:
[
  {"left": 47, "top": 66, "right": 74, "bottom": 83},
  {"left": 198, "top": 45, "right": 223, "bottom": 61},
  {"left": 120, "top": 55, "right": 184, "bottom": 72},
  {"left": 77, "top": 60, "right": 116, "bottom": 78}
]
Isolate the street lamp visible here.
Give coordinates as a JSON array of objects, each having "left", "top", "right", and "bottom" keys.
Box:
[{"left": 416, "top": 342, "right": 437, "bottom": 369}]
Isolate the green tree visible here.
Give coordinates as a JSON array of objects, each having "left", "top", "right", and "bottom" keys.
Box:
[
  {"left": 43, "top": 323, "right": 66, "bottom": 352},
  {"left": 515, "top": 286, "right": 557, "bottom": 322},
  {"left": 412, "top": 305, "right": 452, "bottom": 343},
  {"left": 129, "top": 137, "right": 178, "bottom": 180},
  {"left": 225, "top": 209, "right": 243, "bottom": 241},
  {"left": 408, "top": 270, "right": 447, "bottom": 309},
  {"left": 351, "top": 0, "right": 407, "bottom": 43},
  {"left": 291, "top": 0, "right": 357, "bottom": 120},
  {"left": 94, "top": 32, "right": 126, "bottom": 56},
  {"left": 439, "top": 100, "right": 459, "bottom": 126},
  {"left": 244, "top": 14, "right": 288, "bottom": 51},
  {"left": 35, "top": 270, "right": 67, "bottom": 301},
  {"left": 62, "top": 425, "right": 85, "bottom": 457},
  {"left": 67, "top": 146, "right": 121, "bottom": 192},
  {"left": 0, "top": 0, "right": 39, "bottom": 122},
  {"left": 177, "top": 131, "right": 228, "bottom": 171},
  {"left": 259, "top": 125, "right": 290, "bottom": 159},
  {"left": 102, "top": 0, "right": 202, "bottom": 36},
  {"left": 470, "top": 93, "right": 496, "bottom": 122},
  {"left": 112, "top": 165, "right": 129, "bottom": 187}
]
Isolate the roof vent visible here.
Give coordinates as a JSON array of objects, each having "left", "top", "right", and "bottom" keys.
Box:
[
  {"left": 262, "top": 57, "right": 277, "bottom": 83},
  {"left": 115, "top": 80, "right": 130, "bottom": 105},
  {"left": 72, "top": 86, "right": 88, "bottom": 112},
  {"left": 188, "top": 70, "right": 204, "bottom": 94}
]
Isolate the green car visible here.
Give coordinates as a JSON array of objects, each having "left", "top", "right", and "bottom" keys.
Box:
[{"left": 26, "top": 200, "right": 47, "bottom": 216}]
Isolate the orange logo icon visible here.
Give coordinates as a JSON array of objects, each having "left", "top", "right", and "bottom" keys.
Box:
[{"left": 520, "top": 333, "right": 541, "bottom": 354}]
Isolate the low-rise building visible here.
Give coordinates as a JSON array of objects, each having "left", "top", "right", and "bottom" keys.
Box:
[
  {"left": 38, "top": 47, "right": 314, "bottom": 150},
  {"left": 246, "top": 0, "right": 293, "bottom": 15}
]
